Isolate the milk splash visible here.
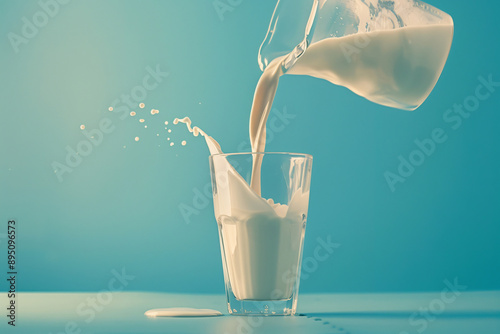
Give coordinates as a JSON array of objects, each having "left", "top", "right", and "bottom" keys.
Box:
[
  {"left": 174, "top": 117, "right": 309, "bottom": 301},
  {"left": 173, "top": 117, "right": 222, "bottom": 156}
]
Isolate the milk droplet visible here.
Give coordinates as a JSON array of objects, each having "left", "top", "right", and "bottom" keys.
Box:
[
  {"left": 168, "top": 129, "right": 172, "bottom": 133},
  {"left": 144, "top": 125, "right": 147, "bottom": 128},
  {"left": 140, "top": 119, "right": 145, "bottom": 123},
  {"left": 139, "top": 103, "right": 145, "bottom": 108},
  {"left": 108, "top": 107, "right": 113, "bottom": 111},
  {"left": 172, "top": 117, "right": 206, "bottom": 137},
  {"left": 135, "top": 137, "right": 139, "bottom": 142},
  {"left": 181, "top": 141, "right": 186, "bottom": 146},
  {"left": 130, "top": 111, "right": 136, "bottom": 116},
  {"left": 167, "top": 137, "right": 170, "bottom": 140},
  {"left": 170, "top": 142, "right": 174, "bottom": 146},
  {"left": 156, "top": 134, "right": 159, "bottom": 136},
  {"left": 164, "top": 121, "right": 168, "bottom": 125},
  {"left": 80, "top": 125, "right": 85, "bottom": 130}
]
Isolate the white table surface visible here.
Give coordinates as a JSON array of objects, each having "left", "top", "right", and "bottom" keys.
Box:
[{"left": 2, "top": 291, "right": 499, "bottom": 333}]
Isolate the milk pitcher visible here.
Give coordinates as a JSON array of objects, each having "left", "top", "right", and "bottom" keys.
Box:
[{"left": 258, "top": 0, "right": 454, "bottom": 110}]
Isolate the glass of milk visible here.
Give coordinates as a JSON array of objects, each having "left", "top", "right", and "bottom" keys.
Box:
[{"left": 209, "top": 152, "right": 313, "bottom": 315}]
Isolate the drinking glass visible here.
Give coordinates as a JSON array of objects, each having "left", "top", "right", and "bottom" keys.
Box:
[{"left": 209, "top": 152, "right": 313, "bottom": 315}]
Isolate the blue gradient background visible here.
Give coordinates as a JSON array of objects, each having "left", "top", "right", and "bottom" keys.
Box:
[{"left": 0, "top": 0, "right": 499, "bottom": 295}]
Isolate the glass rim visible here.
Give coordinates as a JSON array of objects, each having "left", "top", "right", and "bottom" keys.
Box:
[{"left": 209, "top": 152, "right": 313, "bottom": 159}]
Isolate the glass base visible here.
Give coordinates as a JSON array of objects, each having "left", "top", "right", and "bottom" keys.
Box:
[{"left": 226, "top": 291, "right": 296, "bottom": 316}]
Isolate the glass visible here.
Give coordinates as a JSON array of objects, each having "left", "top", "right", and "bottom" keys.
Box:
[
  {"left": 209, "top": 152, "right": 313, "bottom": 315},
  {"left": 258, "top": 0, "right": 454, "bottom": 110}
]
